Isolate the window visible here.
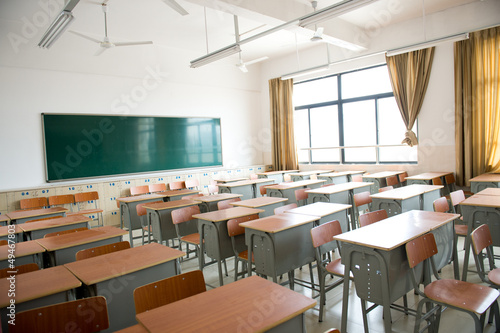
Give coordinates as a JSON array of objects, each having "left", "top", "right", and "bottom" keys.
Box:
[{"left": 293, "top": 64, "right": 417, "bottom": 164}]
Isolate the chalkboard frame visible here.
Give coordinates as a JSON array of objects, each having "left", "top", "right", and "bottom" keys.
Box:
[{"left": 42, "top": 114, "right": 223, "bottom": 182}]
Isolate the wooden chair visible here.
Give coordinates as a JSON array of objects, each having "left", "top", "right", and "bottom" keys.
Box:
[
  {"left": 171, "top": 205, "right": 202, "bottom": 262},
  {"left": 20, "top": 197, "right": 48, "bottom": 210},
  {"left": 69, "top": 191, "right": 104, "bottom": 227},
  {"left": 10, "top": 296, "right": 109, "bottom": 333},
  {"left": 431, "top": 177, "right": 443, "bottom": 186},
  {"left": 48, "top": 194, "right": 75, "bottom": 212},
  {"left": 259, "top": 184, "right": 272, "bottom": 196},
  {"left": 398, "top": 171, "right": 408, "bottom": 186},
  {"left": 274, "top": 203, "right": 298, "bottom": 215},
  {"left": 44, "top": 227, "right": 88, "bottom": 238},
  {"left": 0, "top": 263, "right": 39, "bottom": 279},
  {"left": 136, "top": 201, "right": 163, "bottom": 245},
  {"left": 133, "top": 270, "right": 206, "bottom": 314},
  {"left": 358, "top": 209, "right": 388, "bottom": 228},
  {"left": 227, "top": 214, "right": 260, "bottom": 281},
  {"left": 217, "top": 198, "right": 241, "bottom": 210},
  {"left": 208, "top": 184, "right": 219, "bottom": 195},
  {"left": 386, "top": 175, "right": 399, "bottom": 188},
  {"left": 445, "top": 173, "right": 474, "bottom": 197},
  {"left": 76, "top": 241, "right": 131, "bottom": 261},
  {"left": 295, "top": 188, "right": 310, "bottom": 206},
  {"left": 449, "top": 189, "right": 469, "bottom": 247},
  {"left": 406, "top": 232, "right": 500, "bottom": 333},
  {"left": 169, "top": 181, "right": 186, "bottom": 191},
  {"left": 432, "top": 196, "right": 450, "bottom": 213},
  {"left": 250, "top": 174, "right": 259, "bottom": 180},
  {"left": 321, "top": 183, "right": 336, "bottom": 188},
  {"left": 310, "top": 220, "right": 350, "bottom": 322},
  {"left": 148, "top": 183, "right": 166, "bottom": 193},
  {"left": 378, "top": 186, "right": 393, "bottom": 192},
  {"left": 130, "top": 185, "right": 149, "bottom": 196},
  {"left": 185, "top": 178, "right": 200, "bottom": 190},
  {"left": 0, "top": 240, "right": 7, "bottom": 246},
  {"left": 353, "top": 191, "right": 372, "bottom": 228},
  {"left": 351, "top": 174, "right": 363, "bottom": 182},
  {"left": 471, "top": 224, "right": 500, "bottom": 288},
  {"left": 283, "top": 174, "right": 292, "bottom": 182}
]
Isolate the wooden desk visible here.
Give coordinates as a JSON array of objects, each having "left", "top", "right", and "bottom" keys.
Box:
[
  {"left": 241, "top": 213, "right": 318, "bottom": 286},
  {"left": 230, "top": 197, "right": 288, "bottom": 217},
  {"left": 0, "top": 224, "right": 22, "bottom": 243},
  {"left": 0, "top": 239, "right": 45, "bottom": 269},
  {"left": 65, "top": 243, "right": 184, "bottom": 332},
  {"left": 317, "top": 170, "right": 365, "bottom": 184},
  {"left": 470, "top": 173, "right": 500, "bottom": 193},
  {"left": 36, "top": 226, "right": 127, "bottom": 266},
  {"left": 284, "top": 202, "right": 351, "bottom": 232},
  {"left": 160, "top": 189, "right": 200, "bottom": 201},
  {"left": 460, "top": 194, "right": 500, "bottom": 281},
  {"left": 288, "top": 169, "right": 333, "bottom": 181},
  {"left": 143, "top": 199, "right": 200, "bottom": 245},
  {"left": 212, "top": 175, "right": 248, "bottom": 183},
  {"left": 361, "top": 171, "right": 406, "bottom": 193},
  {"left": 136, "top": 275, "right": 315, "bottom": 333},
  {"left": 0, "top": 215, "right": 9, "bottom": 226},
  {"left": 116, "top": 193, "right": 168, "bottom": 247},
  {"left": 334, "top": 210, "right": 458, "bottom": 332},
  {"left": 476, "top": 188, "right": 500, "bottom": 196},
  {"left": 265, "top": 179, "right": 326, "bottom": 205},
  {"left": 0, "top": 265, "right": 81, "bottom": 333},
  {"left": 6, "top": 207, "right": 67, "bottom": 224},
  {"left": 405, "top": 171, "right": 453, "bottom": 195},
  {"left": 193, "top": 193, "right": 243, "bottom": 212},
  {"left": 370, "top": 184, "right": 443, "bottom": 216},
  {"left": 19, "top": 215, "right": 91, "bottom": 240},
  {"left": 257, "top": 169, "right": 299, "bottom": 183},
  {"left": 217, "top": 179, "right": 275, "bottom": 200},
  {"left": 193, "top": 207, "right": 264, "bottom": 286}
]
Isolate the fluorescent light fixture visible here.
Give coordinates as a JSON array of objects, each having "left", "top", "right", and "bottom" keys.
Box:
[
  {"left": 38, "top": 10, "right": 74, "bottom": 48},
  {"left": 386, "top": 33, "right": 469, "bottom": 56},
  {"left": 281, "top": 63, "right": 330, "bottom": 80},
  {"left": 190, "top": 45, "right": 241, "bottom": 68},
  {"left": 299, "top": 0, "right": 378, "bottom": 28}
]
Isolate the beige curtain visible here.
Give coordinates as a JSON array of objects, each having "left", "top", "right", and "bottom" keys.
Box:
[
  {"left": 454, "top": 27, "right": 500, "bottom": 186},
  {"left": 269, "top": 78, "right": 298, "bottom": 170},
  {"left": 386, "top": 48, "right": 435, "bottom": 146}
]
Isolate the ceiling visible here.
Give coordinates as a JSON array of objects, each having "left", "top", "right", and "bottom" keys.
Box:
[{"left": 0, "top": 0, "right": 483, "bottom": 68}]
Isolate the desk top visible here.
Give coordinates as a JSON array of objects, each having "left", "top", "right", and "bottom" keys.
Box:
[
  {"left": 306, "top": 182, "right": 373, "bottom": 194},
  {"left": 115, "top": 325, "right": 148, "bottom": 333},
  {"left": 265, "top": 179, "right": 326, "bottom": 190},
  {"left": 405, "top": 172, "right": 453, "bottom": 180},
  {"left": 64, "top": 243, "right": 184, "bottom": 285},
  {"left": 0, "top": 215, "right": 10, "bottom": 224},
  {"left": 192, "top": 193, "right": 243, "bottom": 203},
  {"left": 241, "top": 213, "right": 318, "bottom": 233},
  {"left": 370, "top": 184, "right": 443, "bottom": 200},
  {"left": 470, "top": 173, "right": 500, "bottom": 182},
  {"left": 116, "top": 193, "right": 167, "bottom": 203},
  {"left": 193, "top": 207, "right": 264, "bottom": 222},
  {"left": 476, "top": 188, "right": 500, "bottom": 196},
  {"left": 0, "top": 225, "right": 22, "bottom": 237},
  {"left": 36, "top": 226, "right": 127, "bottom": 251},
  {"left": 334, "top": 210, "right": 459, "bottom": 251},
  {"left": 460, "top": 194, "right": 500, "bottom": 208},
  {"left": 142, "top": 199, "right": 199, "bottom": 211},
  {"left": 285, "top": 202, "right": 351, "bottom": 217},
  {"left": 288, "top": 170, "right": 333, "bottom": 176},
  {"left": 0, "top": 240, "right": 45, "bottom": 260},
  {"left": 136, "top": 275, "right": 316, "bottom": 333},
  {"left": 230, "top": 197, "right": 288, "bottom": 208},
  {"left": 212, "top": 176, "right": 248, "bottom": 183},
  {"left": 361, "top": 171, "right": 405, "bottom": 179},
  {"left": 218, "top": 178, "right": 275, "bottom": 187},
  {"left": 160, "top": 189, "right": 200, "bottom": 197},
  {"left": 0, "top": 266, "right": 81, "bottom": 308},
  {"left": 19, "top": 215, "right": 91, "bottom": 232},
  {"left": 6, "top": 207, "right": 67, "bottom": 221},
  {"left": 317, "top": 170, "right": 365, "bottom": 178},
  {"left": 257, "top": 170, "right": 298, "bottom": 176}
]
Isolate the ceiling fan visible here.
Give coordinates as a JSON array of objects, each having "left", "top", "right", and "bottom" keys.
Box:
[
  {"left": 87, "top": 0, "right": 189, "bottom": 15},
  {"left": 236, "top": 52, "right": 269, "bottom": 73},
  {"left": 309, "top": 1, "right": 325, "bottom": 43},
  {"left": 70, "top": 2, "right": 153, "bottom": 55}
]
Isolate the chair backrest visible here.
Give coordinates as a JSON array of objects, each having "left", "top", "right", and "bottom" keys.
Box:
[
  {"left": 20, "top": 197, "right": 48, "bottom": 210},
  {"left": 181, "top": 193, "right": 204, "bottom": 200},
  {"left": 217, "top": 198, "right": 241, "bottom": 210},
  {"left": 74, "top": 191, "right": 99, "bottom": 204},
  {"left": 10, "top": 296, "right": 109, "bottom": 333},
  {"left": 148, "top": 183, "right": 166, "bottom": 193},
  {"left": 76, "top": 241, "right": 131, "bottom": 261},
  {"left": 185, "top": 179, "right": 200, "bottom": 190},
  {"left": 445, "top": 173, "right": 457, "bottom": 191},
  {"left": 398, "top": 171, "right": 408, "bottom": 183},
  {"left": 324, "top": 330, "right": 340, "bottom": 333},
  {"left": 471, "top": 224, "right": 493, "bottom": 256},
  {"left": 405, "top": 232, "right": 438, "bottom": 269},
  {"left": 283, "top": 174, "right": 292, "bottom": 182},
  {"left": 25, "top": 215, "right": 64, "bottom": 223},
  {"left": 44, "top": 227, "right": 88, "bottom": 238},
  {"left": 0, "top": 263, "right": 39, "bottom": 279},
  {"left": 431, "top": 177, "right": 443, "bottom": 186},
  {"left": 136, "top": 201, "right": 163, "bottom": 217},
  {"left": 351, "top": 175, "right": 363, "bottom": 182},
  {"left": 450, "top": 190, "right": 466, "bottom": 214},
  {"left": 432, "top": 197, "right": 450, "bottom": 213},
  {"left": 227, "top": 214, "right": 260, "bottom": 237},
  {"left": 48, "top": 194, "right": 75, "bottom": 207},
  {"left": 274, "top": 203, "right": 298, "bottom": 215},
  {"left": 0, "top": 240, "right": 8, "bottom": 246},
  {"left": 169, "top": 181, "right": 186, "bottom": 191},
  {"left": 378, "top": 186, "right": 394, "bottom": 193},
  {"left": 171, "top": 205, "right": 201, "bottom": 225},
  {"left": 260, "top": 185, "right": 271, "bottom": 196},
  {"left": 353, "top": 191, "right": 372, "bottom": 208},
  {"left": 250, "top": 174, "right": 259, "bottom": 180},
  {"left": 386, "top": 175, "right": 399, "bottom": 187},
  {"left": 130, "top": 185, "right": 150, "bottom": 196},
  {"left": 208, "top": 184, "right": 219, "bottom": 195},
  {"left": 295, "top": 188, "right": 310, "bottom": 206},
  {"left": 133, "top": 270, "right": 206, "bottom": 314},
  {"left": 310, "top": 220, "right": 342, "bottom": 249},
  {"left": 359, "top": 209, "right": 388, "bottom": 228}
]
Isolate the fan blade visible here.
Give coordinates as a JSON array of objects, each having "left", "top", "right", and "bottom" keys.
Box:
[
  {"left": 313, "top": 27, "right": 324, "bottom": 38},
  {"left": 70, "top": 30, "right": 102, "bottom": 44},
  {"left": 94, "top": 46, "right": 107, "bottom": 56},
  {"left": 161, "top": 0, "right": 189, "bottom": 16},
  {"left": 238, "top": 64, "right": 248, "bottom": 73},
  {"left": 244, "top": 56, "right": 269, "bottom": 66},
  {"left": 113, "top": 41, "right": 153, "bottom": 47}
]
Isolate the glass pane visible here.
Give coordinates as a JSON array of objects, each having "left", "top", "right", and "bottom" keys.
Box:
[
  {"left": 294, "top": 109, "right": 310, "bottom": 163},
  {"left": 293, "top": 76, "right": 338, "bottom": 106},
  {"left": 341, "top": 65, "right": 393, "bottom": 99},
  {"left": 310, "top": 106, "right": 340, "bottom": 162},
  {"left": 343, "top": 100, "right": 376, "bottom": 162}
]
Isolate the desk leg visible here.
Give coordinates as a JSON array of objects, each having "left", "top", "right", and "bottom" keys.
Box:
[{"left": 340, "top": 250, "right": 351, "bottom": 333}]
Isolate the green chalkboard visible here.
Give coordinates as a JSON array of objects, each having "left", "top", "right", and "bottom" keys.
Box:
[{"left": 42, "top": 114, "right": 222, "bottom": 181}]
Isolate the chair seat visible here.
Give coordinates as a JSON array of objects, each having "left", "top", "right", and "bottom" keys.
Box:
[
  {"left": 424, "top": 279, "right": 500, "bottom": 315},
  {"left": 326, "top": 258, "right": 353, "bottom": 278},
  {"left": 237, "top": 250, "right": 254, "bottom": 262},
  {"left": 181, "top": 233, "right": 201, "bottom": 245},
  {"left": 488, "top": 268, "right": 500, "bottom": 286},
  {"left": 455, "top": 224, "right": 468, "bottom": 236}
]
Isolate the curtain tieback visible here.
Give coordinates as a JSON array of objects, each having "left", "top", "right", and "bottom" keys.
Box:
[{"left": 402, "top": 130, "right": 418, "bottom": 147}]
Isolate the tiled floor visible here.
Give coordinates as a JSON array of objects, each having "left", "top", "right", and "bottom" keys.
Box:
[{"left": 126, "top": 232, "right": 498, "bottom": 333}]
